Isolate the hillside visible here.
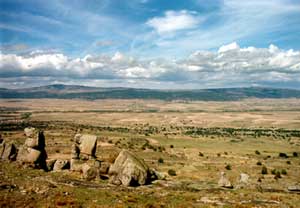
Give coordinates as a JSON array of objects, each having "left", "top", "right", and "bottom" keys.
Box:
[{"left": 1, "top": 84, "right": 300, "bottom": 101}]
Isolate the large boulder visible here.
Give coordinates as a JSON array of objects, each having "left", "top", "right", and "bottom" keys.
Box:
[
  {"left": 17, "top": 147, "right": 41, "bottom": 163},
  {"left": 79, "top": 134, "right": 97, "bottom": 157},
  {"left": 1, "top": 143, "right": 18, "bottom": 161},
  {"left": 108, "top": 150, "right": 151, "bottom": 186}
]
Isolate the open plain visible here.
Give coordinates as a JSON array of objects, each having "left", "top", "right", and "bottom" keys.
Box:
[{"left": 1, "top": 98, "right": 300, "bottom": 207}]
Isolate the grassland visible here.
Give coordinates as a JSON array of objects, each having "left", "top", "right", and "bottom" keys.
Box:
[{"left": 0, "top": 98, "right": 300, "bottom": 207}]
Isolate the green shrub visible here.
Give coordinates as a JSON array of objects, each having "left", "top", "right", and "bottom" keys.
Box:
[
  {"left": 168, "top": 169, "right": 176, "bottom": 176},
  {"left": 158, "top": 158, "right": 164, "bottom": 163},
  {"left": 281, "top": 169, "right": 287, "bottom": 175},
  {"left": 256, "top": 161, "right": 262, "bottom": 166},
  {"left": 199, "top": 152, "right": 204, "bottom": 157},
  {"left": 170, "top": 145, "right": 174, "bottom": 148},
  {"left": 225, "top": 164, "right": 231, "bottom": 170},
  {"left": 279, "top": 152, "right": 288, "bottom": 158},
  {"left": 293, "top": 152, "right": 298, "bottom": 157},
  {"left": 286, "top": 161, "right": 291, "bottom": 165},
  {"left": 261, "top": 166, "right": 268, "bottom": 174},
  {"left": 274, "top": 171, "right": 281, "bottom": 179},
  {"left": 255, "top": 150, "right": 261, "bottom": 155}
]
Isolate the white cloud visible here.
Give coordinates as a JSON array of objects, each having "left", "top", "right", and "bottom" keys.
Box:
[
  {"left": 1, "top": 42, "right": 300, "bottom": 88},
  {"left": 146, "top": 10, "right": 202, "bottom": 34},
  {"left": 218, "top": 42, "right": 240, "bottom": 53}
]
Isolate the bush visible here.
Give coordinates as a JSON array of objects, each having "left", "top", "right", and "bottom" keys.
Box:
[
  {"left": 286, "top": 161, "right": 291, "bottom": 165},
  {"left": 225, "top": 164, "right": 231, "bottom": 170},
  {"left": 170, "top": 144, "right": 174, "bottom": 148},
  {"left": 199, "top": 152, "right": 204, "bottom": 157},
  {"left": 158, "top": 158, "right": 164, "bottom": 163},
  {"left": 21, "top": 112, "right": 32, "bottom": 120},
  {"left": 279, "top": 152, "right": 288, "bottom": 158},
  {"left": 256, "top": 161, "right": 262, "bottom": 166},
  {"left": 271, "top": 169, "right": 277, "bottom": 175},
  {"left": 255, "top": 150, "right": 261, "bottom": 155},
  {"left": 261, "top": 166, "right": 268, "bottom": 174},
  {"left": 293, "top": 152, "right": 298, "bottom": 157},
  {"left": 274, "top": 171, "right": 281, "bottom": 179},
  {"left": 281, "top": 169, "right": 287, "bottom": 175},
  {"left": 168, "top": 169, "right": 176, "bottom": 176}
]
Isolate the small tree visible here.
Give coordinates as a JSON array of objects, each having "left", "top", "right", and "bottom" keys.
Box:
[{"left": 261, "top": 166, "right": 268, "bottom": 175}]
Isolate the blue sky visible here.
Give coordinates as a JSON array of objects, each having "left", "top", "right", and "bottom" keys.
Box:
[{"left": 1, "top": 0, "right": 300, "bottom": 89}]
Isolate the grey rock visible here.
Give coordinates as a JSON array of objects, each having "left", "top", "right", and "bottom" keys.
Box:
[
  {"left": 70, "top": 159, "right": 85, "bottom": 172},
  {"left": 1, "top": 143, "right": 18, "bottom": 161},
  {"left": 99, "top": 161, "right": 111, "bottom": 174},
  {"left": 218, "top": 172, "right": 233, "bottom": 189},
  {"left": 109, "top": 150, "right": 151, "bottom": 186},
  {"left": 0, "top": 140, "right": 5, "bottom": 158},
  {"left": 53, "top": 159, "right": 70, "bottom": 171},
  {"left": 17, "top": 147, "right": 41, "bottom": 163},
  {"left": 79, "top": 134, "right": 97, "bottom": 156},
  {"left": 82, "top": 163, "right": 98, "bottom": 181},
  {"left": 288, "top": 185, "right": 300, "bottom": 192},
  {"left": 46, "top": 159, "right": 57, "bottom": 171},
  {"left": 239, "top": 173, "right": 250, "bottom": 184},
  {"left": 24, "top": 127, "right": 36, "bottom": 137}
]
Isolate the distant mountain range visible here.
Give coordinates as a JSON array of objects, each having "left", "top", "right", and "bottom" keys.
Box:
[{"left": 1, "top": 84, "right": 300, "bottom": 101}]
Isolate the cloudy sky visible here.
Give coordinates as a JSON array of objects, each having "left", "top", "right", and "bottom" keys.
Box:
[{"left": 1, "top": 0, "right": 300, "bottom": 89}]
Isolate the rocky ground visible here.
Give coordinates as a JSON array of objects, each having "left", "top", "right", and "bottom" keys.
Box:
[{"left": 0, "top": 99, "right": 300, "bottom": 207}]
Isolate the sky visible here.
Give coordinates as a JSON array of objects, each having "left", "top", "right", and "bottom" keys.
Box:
[{"left": 0, "top": 0, "right": 300, "bottom": 89}]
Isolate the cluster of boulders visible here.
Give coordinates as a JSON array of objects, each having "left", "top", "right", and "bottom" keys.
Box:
[
  {"left": 17, "top": 127, "right": 47, "bottom": 169},
  {"left": 0, "top": 128, "right": 47, "bottom": 170},
  {"left": 68, "top": 133, "right": 161, "bottom": 185},
  {"left": 1, "top": 128, "right": 162, "bottom": 186},
  {"left": 218, "top": 172, "right": 251, "bottom": 189}
]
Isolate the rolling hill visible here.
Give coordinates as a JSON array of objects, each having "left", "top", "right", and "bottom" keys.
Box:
[{"left": 1, "top": 84, "right": 300, "bottom": 101}]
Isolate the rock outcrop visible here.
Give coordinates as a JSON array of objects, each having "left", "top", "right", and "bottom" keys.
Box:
[
  {"left": 108, "top": 150, "right": 152, "bottom": 186},
  {"left": 17, "top": 128, "right": 47, "bottom": 169}
]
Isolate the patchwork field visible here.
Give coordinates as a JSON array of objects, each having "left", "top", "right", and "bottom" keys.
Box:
[{"left": 1, "top": 99, "right": 300, "bottom": 207}]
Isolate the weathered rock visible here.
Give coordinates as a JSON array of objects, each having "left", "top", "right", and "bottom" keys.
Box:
[
  {"left": 53, "top": 159, "right": 70, "bottom": 171},
  {"left": 151, "top": 169, "right": 166, "bottom": 180},
  {"left": 70, "top": 159, "right": 85, "bottom": 172},
  {"left": 99, "top": 161, "right": 111, "bottom": 174},
  {"left": 218, "top": 172, "right": 233, "bottom": 189},
  {"left": 1, "top": 143, "right": 18, "bottom": 161},
  {"left": 79, "top": 134, "right": 97, "bottom": 156},
  {"left": 24, "top": 127, "right": 36, "bottom": 137},
  {"left": 74, "top": 133, "right": 82, "bottom": 144},
  {"left": 71, "top": 144, "right": 80, "bottom": 159},
  {"left": 288, "top": 184, "right": 300, "bottom": 192},
  {"left": 17, "top": 147, "right": 41, "bottom": 163},
  {"left": 0, "top": 140, "right": 5, "bottom": 158},
  {"left": 46, "top": 159, "right": 57, "bottom": 171},
  {"left": 24, "top": 131, "right": 45, "bottom": 150},
  {"left": 82, "top": 164, "right": 98, "bottom": 181},
  {"left": 109, "top": 150, "right": 151, "bottom": 186},
  {"left": 239, "top": 173, "right": 250, "bottom": 184}
]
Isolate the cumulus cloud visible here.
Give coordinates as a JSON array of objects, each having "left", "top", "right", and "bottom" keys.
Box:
[
  {"left": 146, "top": 10, "right": 202, "bottom": 34},
  {"left": 1, "top": 42, "right": 300, "bottom": 88}
]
